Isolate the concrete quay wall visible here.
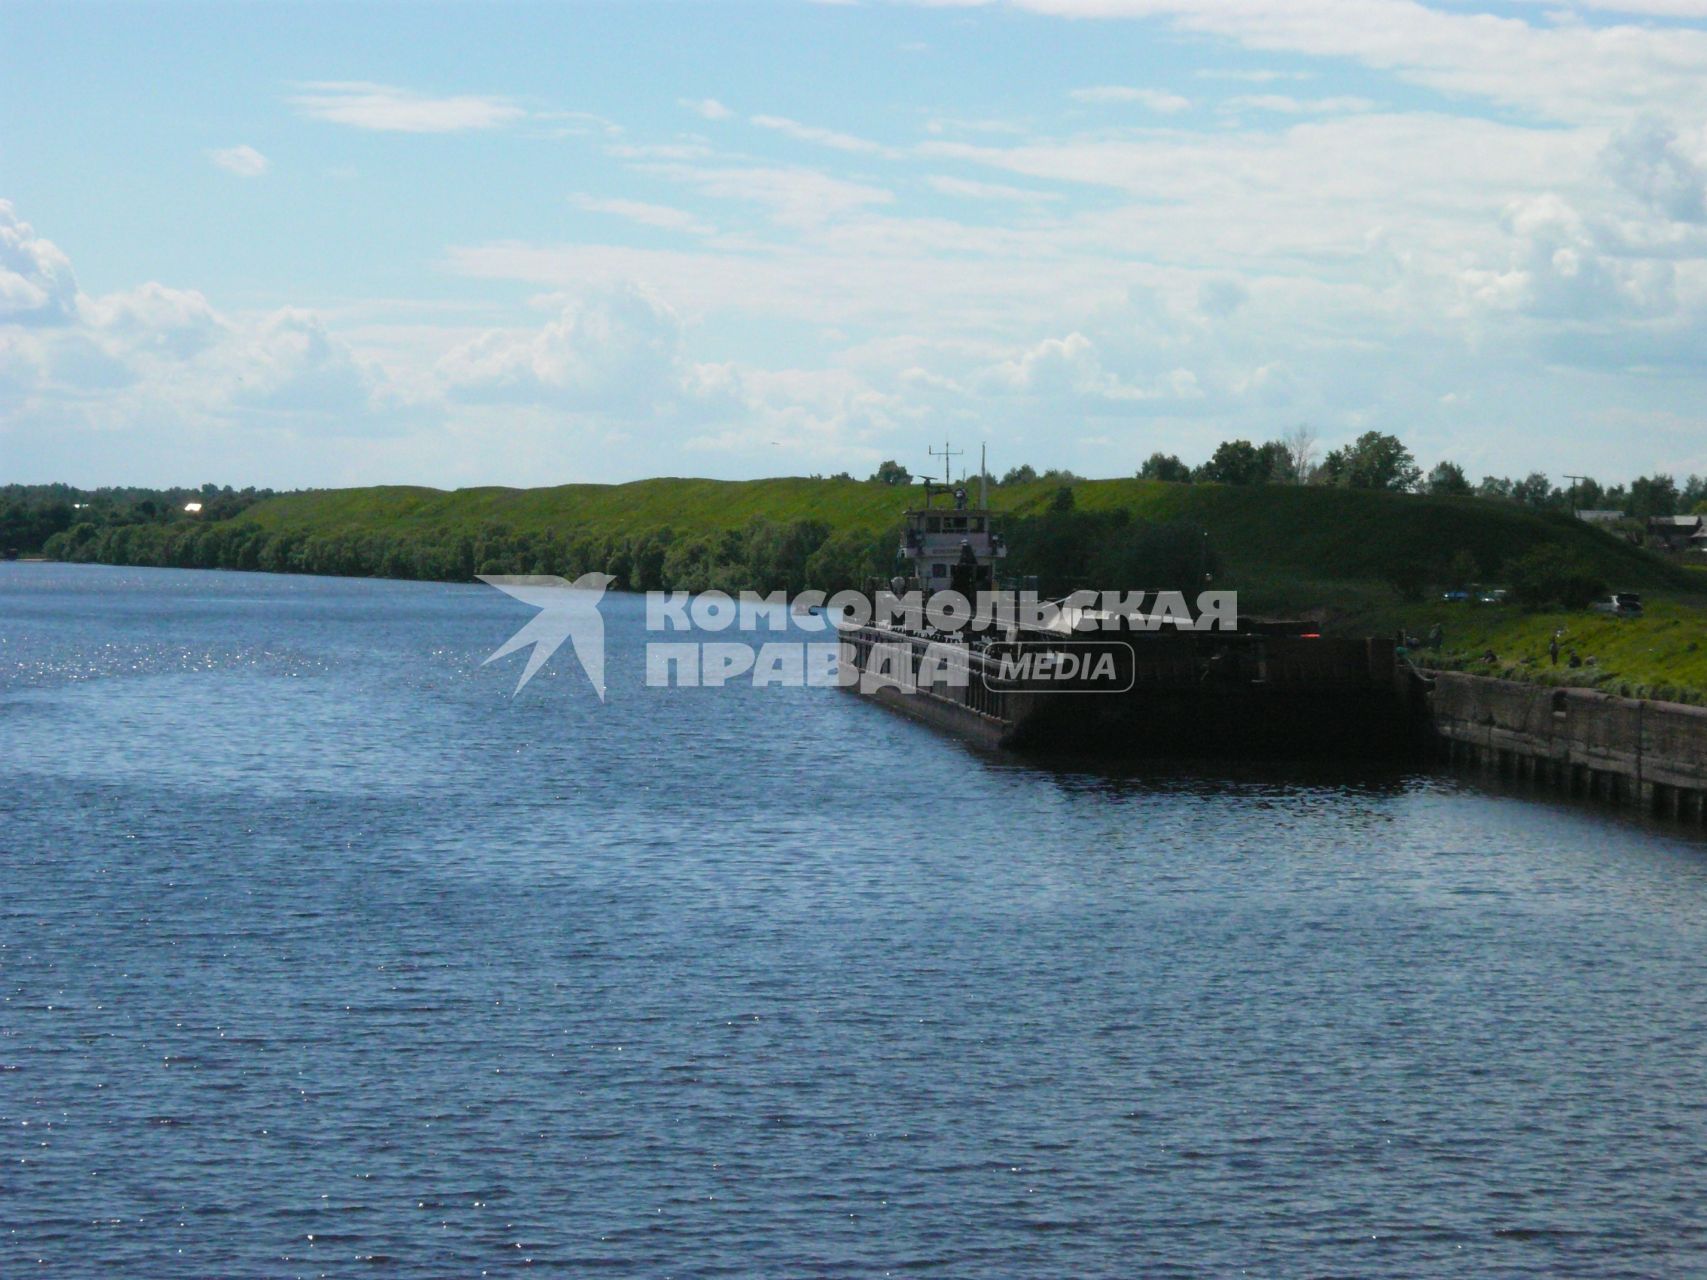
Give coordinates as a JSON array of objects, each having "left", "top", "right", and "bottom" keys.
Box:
[{"left": 1430, "top": 671, "right": 1707, "bottom": 819}]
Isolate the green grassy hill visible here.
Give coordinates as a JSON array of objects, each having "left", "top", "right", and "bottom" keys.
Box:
[
  {"left": 236, "top": 475, "right": 1688, "bottom": 603},
  {"left": 47, "top": 473, "right": 1707, "bottom": 698}
]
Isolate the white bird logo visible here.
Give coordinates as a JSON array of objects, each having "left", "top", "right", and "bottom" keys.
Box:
[{"left": 478, "top": 572, "right": 616, "bottom": 698}]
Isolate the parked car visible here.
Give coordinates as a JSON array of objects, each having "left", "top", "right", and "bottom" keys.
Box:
[
  {"left": 1477, "top": 588, "right": 1508, "bottom": 605},
  {"left": 1591, "top": 592, "right": 1644, "bottom": 617},
  {"left": 1441, "top": 589, "right": 1469, "bottom": 603}
]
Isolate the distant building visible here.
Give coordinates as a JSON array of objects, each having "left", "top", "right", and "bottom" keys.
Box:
[
  {"left": 183, "top": 502, "right": 203, "bottom": 514},
  {"left": 1647, "top": 514, "right": 1704, "bottom": 551},
  {"left": 1576, "top": 509, "right": 1624, "bottom": 525}
]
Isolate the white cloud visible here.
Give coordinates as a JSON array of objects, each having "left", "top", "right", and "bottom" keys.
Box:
[
  {"left": 637, "top": 162, "right": 894, "bottom": 227},
  {"left": 1195, "top": 68, "right": 1315, "bottom": 83},
  {"left": 1069, "top": 85, "right": 1192, "bottom": 112},
  {"left": 1220, "top": 94, "right": 1376, "bottom": 114},
  {"left": 925, "top": 175, "right": 1063, "bottom": 203},
  {"left": 1460, "top": 193, "right": 1677, "bottom": 320},
  {"left": 680, "top": 97, "right": 734, "bottom": 120},
  {"left": 207, "top": 144, "right": 269, "bottom": 177},
  {"left": 982, "top": 332, "right": 1198, "bottom": 405},
  {"left": 948, "top": 0, "right": 1707, "bottom": 126},
  {"left": 1603, "top": 116, "right": 1707, "bottom": 224},
  {"left": 0, "top": 201, "right": 79, "bottom": 326},
  {"left": 227, "top": 308, "right": 387, "bottom": 417},
  {"left": 82, "top": 283, "right": 226, "bottom": 360},
  {"left": 0, "top": 201, "right": 417, "bottom": 447},
  {"left": 750, "top": 114, "right": 900, "bottom": 155},
  {"left": 291, "top": 82, "right": 525, "bottom": 133},
  {"left": 569, "top": 194, "right": 716, "bottom": 236},
  {"left": 439, "top": 286, "right": 685, "bottom": 409}
]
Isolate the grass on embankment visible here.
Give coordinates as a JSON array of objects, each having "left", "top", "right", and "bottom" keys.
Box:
[
  {"left": 240, "top": 476, "right": 1685, "bottom": 598},
  {"left": 1390, "top": 599, "right": 1707, "bottom": 705}
]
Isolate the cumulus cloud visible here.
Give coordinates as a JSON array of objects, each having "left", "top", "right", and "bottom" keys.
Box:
[
  {"left": 227, "top": 309, "right": 386, "bottom": 416},
  {"left": 982, "top": 332, "right": 1199, "bottom": 405},
  {"left": 1461, "top": 194, "right": 1676, "bottom": 319},
  {"left": 0, "top": 201, "right": 79, "bottom": 326},
  {"left": 82, "top": 283, "right": 226, "bottom": 360},
  {"left": 1604, "top": 116, "right": 1707, "bottom": 223},
  {"left": 0, "top": 201, "right": 416, "bottom": 444},
  {"left": 291, "top": 82, "right": 525, "bottom": 132},
  {"left": 439, "top": 286, "right": 684, "bottom": 409},
  {"left": 207, "top": 144, "right": 269, "bottom": 177}
]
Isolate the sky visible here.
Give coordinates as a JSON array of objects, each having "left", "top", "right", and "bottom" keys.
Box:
[{"left": 5, "top": 0, "right": 1707, "bottom": 491}]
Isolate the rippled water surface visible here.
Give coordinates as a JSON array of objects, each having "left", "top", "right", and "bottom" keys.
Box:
[{"left": 6, "top": 563, "right": 1707, "bottom": 1278}]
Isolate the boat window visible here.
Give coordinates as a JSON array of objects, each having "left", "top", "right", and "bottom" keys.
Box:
[
  {"left": 927, "top": 517, "right": 943, "bottom": 532},
  {"left": 946, "top": 516, "right": 967, "bottom": 532},
  {"left": 970, "top": 518, "right": 985, "bottom": 532},
  {"left": 932, "top": 563, "right": 947, "bottom": 577}
]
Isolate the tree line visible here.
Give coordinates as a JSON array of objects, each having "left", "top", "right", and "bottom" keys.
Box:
[
  {"left": 36, "top": 499, "right": 1225, "bottom": 600},
  {"left": 867, "top": 429, "right": 1706, "bottom": 521},
  {"left": 1125, "top": 430, "right": 1706, "bottom": 520},
  {"left": 2, "top": 483, "right": 276, "bottom": 558}
]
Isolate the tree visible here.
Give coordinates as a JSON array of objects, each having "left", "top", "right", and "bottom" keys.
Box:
[
  {"left": 999, "top": 464, "right": 1037, "bottom": 486},
  {"left": 1318, "top": 432, "right": 1421, "bottom": 492},
  {"left": 1194, "top": 439, "right": 1269, "bottom": 485},
  {"left": 1257, "top": 440, "right": 1295, "bottom": 483},
  {"left": 1628, "top": 473, "right": 1678, "bottom": 518},
  {"left": 1425, "top": 461, "right": 1472, "bottom": 496},
  {"left": 1138, "top": 453, "right": 1191, "bottom": 482},
  {"left": 1512, "top": 472, "right": 1557, "bottom": 509},
  {"left": 1477, "top": 475, "right": 1514, "bottom": 501},
  {"left": 1566, "top": 475, "right": 1605, "bottom": 511},
  {"left": 870, "top": 460, "right": 912, "bottom": 486},
  {"left": 1280, "top": 425, "right": 1318, "bottom": 486}
]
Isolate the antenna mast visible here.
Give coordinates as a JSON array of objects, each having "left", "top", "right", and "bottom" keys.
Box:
[{"left": 928, "top": 439, "right": 963, "bottom": 488}]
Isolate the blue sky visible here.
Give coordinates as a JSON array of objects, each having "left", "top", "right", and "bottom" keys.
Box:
[{"left": 5, "top": 0, "right": 1707, "bottom": 489}]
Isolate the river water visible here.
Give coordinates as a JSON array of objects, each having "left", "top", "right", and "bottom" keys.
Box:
[{"left": 5, "top": 562, "right": 1707, "bottom": 1278}]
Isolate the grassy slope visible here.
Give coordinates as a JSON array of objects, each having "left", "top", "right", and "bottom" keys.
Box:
[
  {"left": 236, "top": 476, "right": 1707, "bottom": 696},
  {"left": 239, "top": 476, "right": 1688, "bottom": 593},
  {"left": 1394, "top": 599, "right": 1707, "bottom": 703}
]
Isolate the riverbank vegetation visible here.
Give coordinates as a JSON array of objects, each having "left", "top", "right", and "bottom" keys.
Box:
[
  {"left": 25, "top": 470, "right": 1707, "bottom": 701},
  {"left": 33, "top": 473, "right": 1685, "bottom": 600}
]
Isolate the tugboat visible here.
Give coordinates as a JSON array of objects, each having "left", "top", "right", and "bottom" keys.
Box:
[{"left": 837, "top": 459, "right": 1425, "bottom": 759}]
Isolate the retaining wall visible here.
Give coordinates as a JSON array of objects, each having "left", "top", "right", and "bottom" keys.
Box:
[{"left": 1429, "top": 671, "right": 1707, "bottom": 819}]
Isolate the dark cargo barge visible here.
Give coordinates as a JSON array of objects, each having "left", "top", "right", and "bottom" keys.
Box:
[{"left": 837, "top": 480, "right": 1427, "bottom": 759}]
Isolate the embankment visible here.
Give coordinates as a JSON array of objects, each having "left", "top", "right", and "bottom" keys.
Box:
[{"left": 1430, "top": 671, "right": 1707, "bottom": 819}]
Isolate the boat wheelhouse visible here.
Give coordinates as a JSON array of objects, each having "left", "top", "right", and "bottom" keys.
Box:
[{"left": 898, "top": 481, "right": 1006, "bottom": 596}]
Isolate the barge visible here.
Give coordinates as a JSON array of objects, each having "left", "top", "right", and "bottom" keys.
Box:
[{"left": 838, "top": 480, "right": 1426, "bottom": 759}]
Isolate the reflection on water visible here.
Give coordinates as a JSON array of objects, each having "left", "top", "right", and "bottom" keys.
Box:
[{"left": 5, "top": 563, "right": 1707, "bottom": 1279}]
